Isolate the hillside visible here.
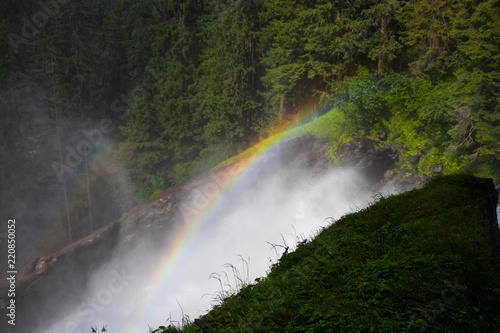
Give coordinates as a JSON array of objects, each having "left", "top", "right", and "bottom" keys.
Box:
[{"left": 160, "top": 175, "right": 500, "bottom": 332}]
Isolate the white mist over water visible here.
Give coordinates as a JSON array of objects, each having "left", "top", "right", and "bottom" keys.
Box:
[
  {"left": 497, "top": 206, "right": 500, "bottom": 226},
  {"left": 39, "top": 167, "right": 389, "bottom": 333}
]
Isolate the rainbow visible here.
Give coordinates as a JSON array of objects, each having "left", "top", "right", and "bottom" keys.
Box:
[{"left": 127, "top": 108, "right": 322, "bottom": 331}]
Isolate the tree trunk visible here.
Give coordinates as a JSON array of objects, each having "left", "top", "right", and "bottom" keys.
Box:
[
  {"left": 279, "top": 97, "right": 286, "bottom": 121},
  {"left": 378, "top": 15, "right": 387, "bottom": 72}
]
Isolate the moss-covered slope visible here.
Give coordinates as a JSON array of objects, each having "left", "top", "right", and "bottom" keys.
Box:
[{"left": 168, "top": 175, "right": 500, "bottom": 333}]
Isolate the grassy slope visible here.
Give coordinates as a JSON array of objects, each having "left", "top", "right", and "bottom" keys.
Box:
[{"left": 168, "top": 175, "right": 500, "bottom": 332}]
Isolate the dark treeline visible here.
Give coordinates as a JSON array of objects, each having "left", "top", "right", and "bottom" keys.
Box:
[{"left": 0, "top": 0, "right": 498, "bottom": 263}]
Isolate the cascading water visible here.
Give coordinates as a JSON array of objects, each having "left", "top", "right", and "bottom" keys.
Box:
[{"left": 36, "top": 161, "right": 389, "bottom": 333}]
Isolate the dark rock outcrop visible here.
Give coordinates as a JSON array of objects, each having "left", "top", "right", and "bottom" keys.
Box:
[
  {"left": 334, "top": 136, "right": 397, "bottom": 186},
  {"left": 332, "top": 136, "right": 427, "bottom": 191}
]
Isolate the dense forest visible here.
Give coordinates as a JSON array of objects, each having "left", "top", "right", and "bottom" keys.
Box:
[{"left": 0, "top": 0, "right": 498, "bottom": 266}]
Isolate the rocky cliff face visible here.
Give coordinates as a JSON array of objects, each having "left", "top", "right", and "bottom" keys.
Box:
[{"left": 0, "top": 134, "right": 497, "bottom": 332}]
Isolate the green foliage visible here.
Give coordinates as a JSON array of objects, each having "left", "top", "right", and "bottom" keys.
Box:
[
  {"left": 300, "top": 109, "right": 348, "bottom": 163},
  {"left": 398, "top": 0, "right": 456, "bottom": 76},
  {"left": 329, "top": 68, "right": 496, "bottom": 179},
  {"left": 336, "top": 67, "right": 389, "bottom": 134},
  {"left": 148, "top": 189, "right": 163, "bottom": 202},
  {"left": 117, "top": 212, "right": 128, "bottom": 222},
  {"left": 214, "top": 61, "right": 495, "bottom": 181},
  {"left": 194, "top": 1, "right": 260, "bottom": 146},
  {"left": 151, "top": 325, "right": 182, "bottom": 333},
  {"left": 169, "top": 175, "right": 500, "bottom": 332},
  {"left": 418, "top": 146, "right": 467, "bottom": 176},
  {"left": 448, "top": 66, "right": 500, "bottom": 181}
]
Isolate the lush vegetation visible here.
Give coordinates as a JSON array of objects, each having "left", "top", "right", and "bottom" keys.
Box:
[
  {"left": 152, "top": 175, "right": 500, "bottom": 332},
  {"left": 0, "top": 0, "right": 498, "bottom": 267}
]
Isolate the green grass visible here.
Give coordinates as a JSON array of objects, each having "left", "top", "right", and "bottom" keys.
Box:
[
  {"left": 156, "top": 174, "right": 500, "bottom": 332},
  {"left": 148, "top": 189, "right": 163, "bottom": 201},
  {"left": 300, "top": 109, "right": 349, "bottom": 163}
]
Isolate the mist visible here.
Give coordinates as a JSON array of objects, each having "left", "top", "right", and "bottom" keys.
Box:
[{"left": 32, "top": 157, "right": 392, "bottom": 333}]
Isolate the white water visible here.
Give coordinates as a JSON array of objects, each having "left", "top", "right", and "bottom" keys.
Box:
[
  {"left": 38, "top": 167, "right": 385, "bottom": 333},
  {"left": 497, "top": 205, "right": 500, "bottom": 225}
]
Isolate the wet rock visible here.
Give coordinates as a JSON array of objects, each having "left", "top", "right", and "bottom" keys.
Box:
[
  {"left": 383, "top": 142, "right": 398, "bottom": 155},
  {"left": 335, "top": 137, "right": 396, "bottom": 186},
  {"left": 279, "top": 135, "right": 330, "bottom": 173},
  {"left": 408, "top": 154, "right": 420, "bottom": 165},
  {"left": 430, "top": 164, "right": 444, "bottom": 174},
  {"left": 384, "top": 170, "right": 395, "bottom": 180}
]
